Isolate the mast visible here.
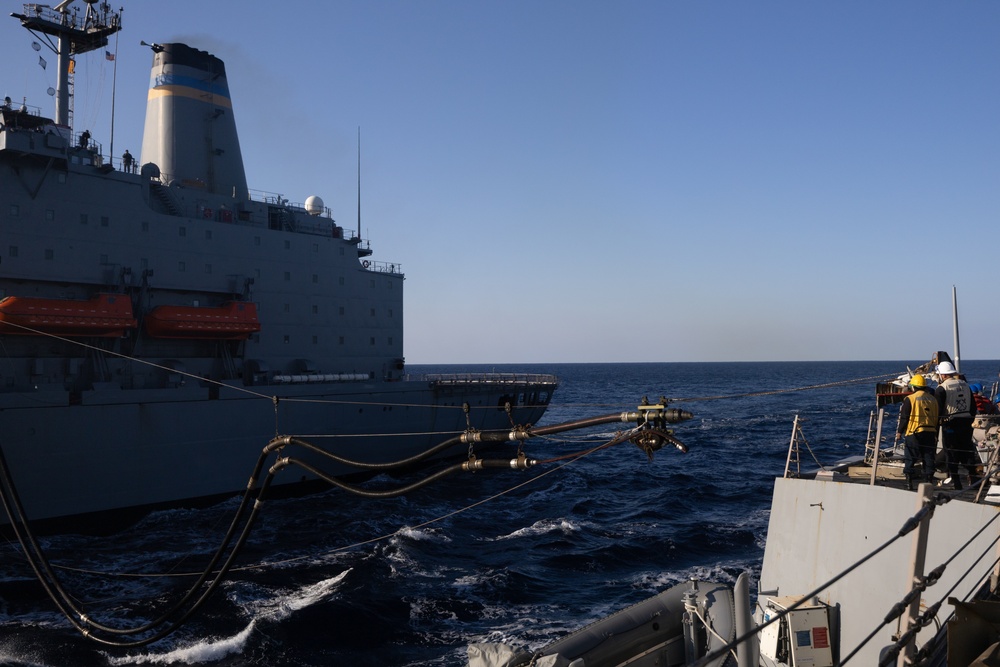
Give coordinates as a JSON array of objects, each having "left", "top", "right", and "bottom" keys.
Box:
[
  {"left": 109, "top": 23, "right": 119, "bottom": 163},
  {"left": 952, "top": 285, "right": 961, "bottom": 374},
  {"left": 357, "top": 127, "right": 362, "bottom": 241},
  {"left": 13, "top": 1, "right": 122, "bottom": 128}
]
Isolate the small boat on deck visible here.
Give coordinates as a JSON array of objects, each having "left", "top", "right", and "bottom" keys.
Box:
[
  {"left": 0, "top": 294, "right": 136, "bottom": 337},
  {"left": 469, "top": 578, "right": 746, "bottom": 667},
  {"left": 144, "top": 301, "right": 261, "bottom": 339}
]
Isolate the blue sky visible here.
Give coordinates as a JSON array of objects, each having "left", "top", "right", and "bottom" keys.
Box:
[{"left": 3, "top": 1, "right": 998, "bottom": 363}]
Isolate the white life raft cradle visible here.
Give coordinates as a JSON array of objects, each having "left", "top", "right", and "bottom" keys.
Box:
[{"left": 468, "top": 578, "right": 747, "bottom": 667}]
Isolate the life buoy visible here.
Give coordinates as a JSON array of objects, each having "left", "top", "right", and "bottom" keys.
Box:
[{"left": 362, "top": 260, "right": 370, "bottom": 268}]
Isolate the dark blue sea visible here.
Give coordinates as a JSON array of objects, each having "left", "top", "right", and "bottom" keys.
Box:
[{"left": 1, "top": 360, "right": 997, "bottom": 666}]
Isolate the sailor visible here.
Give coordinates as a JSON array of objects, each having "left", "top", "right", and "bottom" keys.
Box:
[
  {"left": 79, "top": 129, "right": 91, "bottom": 149},
  {"left": 935, "top": 361, "right": 978, "bottom": 490},
  {"left": 896, "top": 374, "right": 938, "bottom": 490},
  {"left": 970, "top": 383, "right": 998, "bottom": 415},
  {"left": 122, "top": 149, "right": 134, "bottom": 173}
]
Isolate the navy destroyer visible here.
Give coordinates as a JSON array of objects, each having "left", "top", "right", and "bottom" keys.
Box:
[
  {"left": 0, "top": 3, "right": 556, "bottom": 528},
  {"left": 473, "top": 343, "right": 1000, "bottom": 665}
]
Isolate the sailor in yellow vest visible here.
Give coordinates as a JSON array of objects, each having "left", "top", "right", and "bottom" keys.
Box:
[
  {"left": 896, "top": 374, "right": 938, "bottom": 490},
  {"left": 935, "top": 361, "right": 979, "bottom": 490}
]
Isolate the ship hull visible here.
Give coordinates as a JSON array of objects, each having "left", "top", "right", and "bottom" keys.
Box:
[
  {"left": 757, "top": 476, "right": 1000, "bottom": 665},
  {"left": 0, "top": 376, "right": 555, "bottom": 529}
]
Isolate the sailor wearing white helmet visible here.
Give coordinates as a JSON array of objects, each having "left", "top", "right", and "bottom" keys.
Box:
[{"left": 934, "top": 360, "right": 979, "bottom": 490}]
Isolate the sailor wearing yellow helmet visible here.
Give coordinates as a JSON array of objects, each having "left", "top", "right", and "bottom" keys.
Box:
[{"left": 896, "top": 374, "right": 939, "bottom": 490}]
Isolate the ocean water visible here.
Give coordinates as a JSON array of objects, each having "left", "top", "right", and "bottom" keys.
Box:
[{"left": 1, "top": 360, "right": 997, "bottom": 666}]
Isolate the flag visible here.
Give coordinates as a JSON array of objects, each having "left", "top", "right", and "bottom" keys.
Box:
[
  {"left": 38, "top": 56, "right": 46, "bottom": 70},
  {"left": 105, "top": 51, "right": 115, "bottom": 61}
]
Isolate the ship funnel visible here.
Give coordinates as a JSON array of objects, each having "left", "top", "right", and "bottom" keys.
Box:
[{"left": 140, "top": 44, "right": 248, "bottom": 200}]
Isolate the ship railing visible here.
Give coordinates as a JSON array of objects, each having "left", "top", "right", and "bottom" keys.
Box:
[
  {"left": 20, "top": 4, "right": 68, "bottom": 26},
  {"left": 20, "top": 3, "right": 120, "bottom": 31},
  {"left": 0, "top": 101, "right": 44, "bottom": 119},
  {"left": 361, "top": 260, "right": 404, "bottom": 275},
  {"left": 246, "top": 188, "right": 334, "bottom": 219},
  {"left": 417, "top": 373, "right": 559, "bottom": 386},
  {"left": 144, "top": 178, "right": 356, "bottom": 238}
]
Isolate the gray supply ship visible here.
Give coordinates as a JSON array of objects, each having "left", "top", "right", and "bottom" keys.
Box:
[{"left": 0, "top": 3, "right": 556, "bottom": 528}]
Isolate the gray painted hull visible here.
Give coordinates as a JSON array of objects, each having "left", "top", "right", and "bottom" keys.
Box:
[
  {"left": 1, "top": 377, "right": 554, "bottom": 524},
  {"left": 758, "top": 476, "right": 999, "bottom": 665}
]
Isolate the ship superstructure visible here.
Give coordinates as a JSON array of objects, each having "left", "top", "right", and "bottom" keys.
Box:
[{"left": 0, "top": 3, "right": 556, "bottom": 527}]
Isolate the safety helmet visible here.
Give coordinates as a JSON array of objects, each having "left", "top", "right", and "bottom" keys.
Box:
[
  {"left": 937, "top": 361, "right": 957, "bottom": 375},
  {"left": 909, "top": 374, "right": 926, "bottom": 388},
  {"left": 970, "top": 383, "right": 982, "bottom": 394}
]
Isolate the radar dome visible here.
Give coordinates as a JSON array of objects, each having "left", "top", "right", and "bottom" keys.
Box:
[{"left": 304, "top": 195, "right": 325, "bottom": 216}]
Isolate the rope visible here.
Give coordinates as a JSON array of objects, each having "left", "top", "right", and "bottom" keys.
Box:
[
  {"left": 668, "top": 373, "right": 899, "bottom": 403},
  {"left": 0, "top": 320, "right": 539, "bottom": 414}
]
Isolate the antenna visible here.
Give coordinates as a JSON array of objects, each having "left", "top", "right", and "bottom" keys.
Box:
[
  {"left": 109, "top": 24, "right": 119, "bottom": 166},
  {"left": 952, "top": 285, "right": 961, "bottom": 374},
  {"left": 357, "top": 127, "right": 362, "bottom": 241},
  {"left": 13, "top": 2, "right": 121, "bottom": 127}
]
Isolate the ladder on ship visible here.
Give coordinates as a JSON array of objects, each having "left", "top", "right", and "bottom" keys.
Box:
[
  {"left": 784, "top": 415, "right": 805, "bottom": 478},
  {"left": 864, "top": 408, "right": 902, "bottom": 465},
  {"left": 784, "top": 416, "right": 832, "bottom": 479},
  {"left": 149, "top": 182, "right": 181, "bottom": 216}
]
